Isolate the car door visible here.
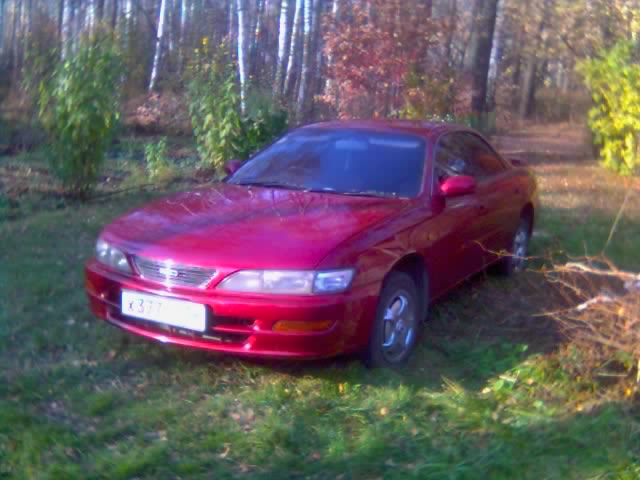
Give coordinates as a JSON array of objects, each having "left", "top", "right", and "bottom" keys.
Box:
[
  {"left": 421, "top": 132, "right": 488, "bottom": 298},
  {"left": 462, "top": 133, "right": 520, "bottom": 265}
]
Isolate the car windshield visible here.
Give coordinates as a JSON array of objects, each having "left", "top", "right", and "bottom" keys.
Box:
[{"left": 227, "top": 129, "right": 426, "bottom": 198}]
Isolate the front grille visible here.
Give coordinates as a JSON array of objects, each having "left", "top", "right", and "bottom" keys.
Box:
[{"left": 133, "top": 256, "right": 217, "bottom": 289}]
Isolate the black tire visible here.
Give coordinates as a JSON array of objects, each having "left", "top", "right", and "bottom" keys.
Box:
[
  {"left": 364, "top": 272, "right": 420, "bottom": 368},
  {"left": 496, "top": 216, "right": 532, "bottom": 275}
]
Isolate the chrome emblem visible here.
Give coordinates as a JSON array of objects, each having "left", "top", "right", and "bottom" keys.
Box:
[{"left": 158, "top": 266, "right": 180, "bottom": 278}]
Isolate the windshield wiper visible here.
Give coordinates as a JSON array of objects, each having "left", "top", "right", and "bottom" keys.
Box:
[
  {"left": 233, "top": 180, "right": 308, "bottom": 191},
  {"left": 307, "top": 187, "right": 398, "bottom": 198}
]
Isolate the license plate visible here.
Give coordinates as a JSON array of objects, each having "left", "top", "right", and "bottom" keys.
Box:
[{"left": 121, "top": 290, "right": 206, "bottom": 332}]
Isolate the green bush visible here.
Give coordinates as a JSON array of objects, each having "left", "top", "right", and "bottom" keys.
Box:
[
  {"left": 144, "top": 137, "right": 174, "bottom": 182},
  {"left": 187, "top": 42, "right": 288, "bottom": 173},
  {"left": 187, "top": 43, "right": 244, "bottom": 173},
  {"left": 36, "top": 31, "right": 123, "bottom": 197},
  {"left": 578, "top": 41, "right": 640, "bottom": 176},
  {"left": 240, "top": 91, "right": 288, "bottom": 159}
]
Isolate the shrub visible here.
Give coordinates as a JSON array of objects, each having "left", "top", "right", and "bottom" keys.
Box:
[
  {"left": 36, "top": 30, "right": 123, "bottom": 197},
  {"left": 187, "top": 42, "right": 244, "bottom": 173},
  {"left": 144, "top": 137, "right": 174, "bottom": 182},
  {"left": 578, "top": 41, "right": 640, "bottom": 176},
  {"left": 187, "top": 42, "right": 288, "bottom": 172},
  {"left": 239, "top": 92, "right": 288, "bottom": 159}
]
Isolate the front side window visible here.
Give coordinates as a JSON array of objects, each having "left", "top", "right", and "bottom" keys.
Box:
[
  {"left": 433, "top": 133, "right": 471, "bottom": 183},
  {"left": 433, "top": 132, "right": 506, "bottom": 186},
  {"left": 462, "top": 133, "right": 506, "bottom": 177},
  {"left": 228, "top": 129, "right": 426, "bottom": 198}
]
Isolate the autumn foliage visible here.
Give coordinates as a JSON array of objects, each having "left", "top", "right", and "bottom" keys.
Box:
[{"left": 321, "top": 0, "right": 443, "bottom": 119}]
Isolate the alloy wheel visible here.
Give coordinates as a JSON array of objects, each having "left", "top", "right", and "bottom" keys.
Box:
[{"left": 381, "top": 291, "right": 416, "bottom": 363}]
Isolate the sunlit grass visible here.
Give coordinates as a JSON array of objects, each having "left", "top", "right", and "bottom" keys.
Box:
[{"left": 2, "top": 125, "right": 640, "bottom": 478}]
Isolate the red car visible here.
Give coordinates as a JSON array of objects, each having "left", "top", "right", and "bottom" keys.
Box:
[{"left": 85, "top": 121, "right": 538, "bottom": 367}]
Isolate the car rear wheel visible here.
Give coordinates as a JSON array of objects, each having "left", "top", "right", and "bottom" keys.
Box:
[
  {"left": 364, "top": 272, "right": 420, "bottom": 368},
  {"left": 498, "top": 216, "right": 531, "bottom": 275}
]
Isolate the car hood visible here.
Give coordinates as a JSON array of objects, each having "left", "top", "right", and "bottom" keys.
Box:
[{"left": 102, "top": 183, "right": 408, "bottom": 269}]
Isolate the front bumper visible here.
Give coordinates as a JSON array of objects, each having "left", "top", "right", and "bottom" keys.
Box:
[{"left": 85, "top": 260, "right": 378, "bottom": 359}]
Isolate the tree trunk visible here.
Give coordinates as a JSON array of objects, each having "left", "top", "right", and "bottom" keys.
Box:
[
  {"left": 444, "top": 0, "right": 457, "bottom": 64},
  {"left": 236, "top": 0, "right": 248, "bottom": 113},
  {"left": 148, "top": 0, "right": 168, "bottom": 92},
  {"left": 463, "top": 0, "right": 481, "bottom": 71},
  {"left": 249, "top": 0, "right": 265, "bottom": 78},
  {"left": 111, "top": 0, "right": 118, "bottom": 30},
  {"left": 72, "top": 0, "right": 81, "bottom": 52},
  {"left": 178, "top": 0, "right": 187, "bottom": 70},
  {"left": 58, "top": 0, "right": 69, "bottom": 60},
  {"left": 518, "top": 0, "right": 549, "bottom": 119},
  {"left": 518, "top": 57, "right": 536, "bottom": 118},
  {"left": 228, "top": 0, "right": 236, "bottom": 50},
  {"left": 96, "top": 0, "right": 105, "bottom": 22},
  {"left": 469, "top": 0, "right": 499, "bottom": 116},
  {"left": 284, "top": 0, "right": 302, "bottom": 97},
  {"left": 486, "top": 0, "right": 504, "bottom": 110},
  {"left": 295, "top": 0, "right": 311, "bottom": 120},
  {"left": 310, "top": 0, "right": 323, "bottom": 114},
  {"left": 11, "top": 0, "right": 21, "bottom": 83},
  {"left": 274, "top": 0, "right": 289, "bottom": 95},
  {"left": 0, "top": 0, "right": 6, "bottom": 57}
]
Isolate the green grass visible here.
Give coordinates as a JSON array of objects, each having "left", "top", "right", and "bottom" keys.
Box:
[
  {"left": 2, "top": 126, "right": 640, "bottom": 480},
  {"left": 536, "top": 206, "right": 640, "bottom": 270},
  {"left": 1, "top": 187, "right": 639, "bottom": 479}
]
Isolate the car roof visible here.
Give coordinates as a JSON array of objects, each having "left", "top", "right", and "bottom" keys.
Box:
[{"left": 301, "top": 119, "right": 470, "bottom": 140}]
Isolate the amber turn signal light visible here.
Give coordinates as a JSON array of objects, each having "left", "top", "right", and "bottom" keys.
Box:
[{"left": 272, "top": 320, "right": 334, "bottom": 333}]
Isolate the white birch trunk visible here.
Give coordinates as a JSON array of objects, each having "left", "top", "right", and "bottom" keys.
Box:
[
  {"left": 295, "top": 0, "right": 311, "bottom": 119},
  {"left": 60, "top": 0, "right": 71, "bottom": 59},
  {"left": 148, "top": 0, "right": 168, "bottom": 92},
  {"left": 168, "top": 0, "right": 175, "bottom": 53},
  {"left": 273, "top": 0, "right": 289, "bottom": 95},
  {"left": 284, "top": 0, "right": 302, "bottom": 96},
  {"left": 236, "top": 0, "right": 248, "bottom": 113},
  {"left": 123, "top": 0, "right": 132, "bottom": 40}
]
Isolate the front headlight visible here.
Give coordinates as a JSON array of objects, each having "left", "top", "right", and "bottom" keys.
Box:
[
  {"left": 95, "top": 239, "right": 132, "bottom": 273},
  {"left": 217, "top": 269, "right": 354, "bottom": 295}
]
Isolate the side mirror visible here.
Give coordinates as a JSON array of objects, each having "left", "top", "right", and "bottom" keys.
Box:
[
  {"left": 439, "top": 175, "right": 476, "bottom": 197},
  {"left": 224, "top": 159, "right": 242, "bottom": 176}
]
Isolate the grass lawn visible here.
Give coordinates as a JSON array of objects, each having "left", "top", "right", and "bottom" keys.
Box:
[{"left": 1, "top": 124, "right": 639, "bottom": 479}]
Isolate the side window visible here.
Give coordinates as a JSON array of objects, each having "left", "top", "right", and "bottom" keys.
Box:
[
  {"left": 433, "top": 133, "right": 471, "bottom": 184},
  {"left": 463, "top": 133, "right": 505, "bottom": 177}
]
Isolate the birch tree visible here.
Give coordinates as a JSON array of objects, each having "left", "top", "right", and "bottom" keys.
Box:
[
  {"left": 274, "top": 0, "right": 289, "bottom": 95},
  {"left": 295, "top": 0, "right": 311, "bottom": 118},
  {"left": 148, "top": 0, "right": 167, "bottom": 91},
  {"left": 284, "top": 0, "right": 302, "bottom": 96},
  {"left": 236, "top": 0, "right": 248, "bottom": 113}
]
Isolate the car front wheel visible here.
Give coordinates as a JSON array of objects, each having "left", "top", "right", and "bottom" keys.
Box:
[{"left": 364, "top": 272, "right": 419, "bottom": 368}]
